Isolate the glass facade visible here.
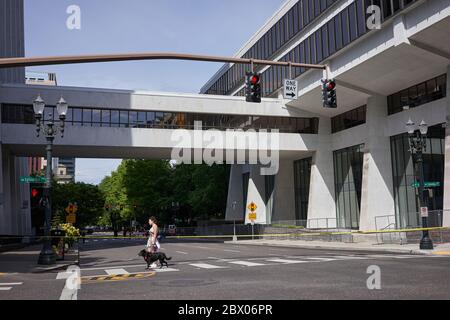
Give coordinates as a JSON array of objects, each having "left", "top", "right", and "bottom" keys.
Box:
[
  {"left": 204, "top": 0, "right": 418, "bottom": 97},
  {"left": 1, "top": 104, "right": 320, "bottom": 134},
  {"left": 333, "top": 144, "right": 364, "bottom": 229},
  {"left": 294, "top": 157, "right": 312, "bottom": 222},
  {"left": 390, "top": 124, "right": 445, "bottom": 228},
  {"left": 331, "top": 105, "right": 366, "bottom": 133},
  {"left": 387, "top": 74, "right": 447, "bottom": 115}
]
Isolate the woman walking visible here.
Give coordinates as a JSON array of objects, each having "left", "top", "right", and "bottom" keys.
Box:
[{"left": 147, "top": 216, "right": 160, "bottom": 268}]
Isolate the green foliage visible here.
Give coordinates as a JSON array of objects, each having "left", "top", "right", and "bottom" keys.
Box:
[
  {"left": 99, "top": 160, "right": 230, "bottom": 227},
  {"left": 52, "top": 182, "right": 105, "bottom": 228}
]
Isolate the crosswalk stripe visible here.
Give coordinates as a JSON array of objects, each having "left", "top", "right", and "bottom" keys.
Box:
[
  {"left": 228, "top": 261, "right": 266, "bottom": 267},
  {"left": 105, "top": 268, "right": 129, "bottom": 275},
  {"left": 266, "top": 259, "right": 309, "bottom": 264},
  {"left": 151, "top": 268, "right": 179, "bottom": 273},
  {"left": 189, "top": 263, "right": 226, "bottom": 269},
  {"left": 328, "top": 256, "right": 368, "bottom": 260},
  {"left": 176, "top": 251, "right": 188, "bottom": 255},
  {"left": 303, "top": 257, "right": 338, "bottom": 262},
  {"left": 0, "top": 282, "right": 23, "bottom": 286},
  {"left": 0, "top": 287, "right": 12, "bottom": 291}
]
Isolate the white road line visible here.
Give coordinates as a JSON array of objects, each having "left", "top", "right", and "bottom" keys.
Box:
[
  {"left": 81, "top": 264, "right": 146, "bottom": 271},
  {"left": 327, "top": 256, "right": 368, "bottom": 260},
  {"left": 105, "top": 268, "right": 129, "bottom": 275},
  {"left": 223, "top": 249, "right": 241, "bottom": 253},
  {"left": 228, "top": 261, "right": 266, "bottom": 267},
  {"left": 193, "top": 246, "right": 212, "bottom": 250},
  {"left": 303, "top": 257, "right": 338, "bottom": 262},
  {"left": 56, "top": 272, "right": 72, "bottom": 280},
  {"left": 151, "top": 268, "right": 179, "bottom": 273},
  {"left": 176, "top": 251, "right": 188, "bottom": 255},
  {"left": 189, "top": 263, "right": 227, "bottom": 269},
  {"left": 0, "top": 287, "right": 12, "bottom": 291},
  {"left": 0, "top": 282, "right": 23, "bottom": 286},
  {"left": 267, "top": 259, "right": 310, "bottom": 264}
]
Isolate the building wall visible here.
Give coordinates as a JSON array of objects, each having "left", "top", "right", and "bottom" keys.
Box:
[{"left": 0, "top": 0, "right": 25, "bottom": 84}]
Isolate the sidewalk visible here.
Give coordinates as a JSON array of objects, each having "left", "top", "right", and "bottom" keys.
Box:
[
  {"left": 227, "top": 239, "right": 450, "bottom": 255},
  {"left": 0, "top": 244, "right": 79, "bottom": 274}
]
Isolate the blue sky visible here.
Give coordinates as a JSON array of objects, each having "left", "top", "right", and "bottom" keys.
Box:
[{"left": 24, "top": 0, "right": 285, "bottom": 184}]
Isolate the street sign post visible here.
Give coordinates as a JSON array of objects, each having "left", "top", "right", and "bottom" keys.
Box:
[
  {"left": 283, "top": 79, "right": 298, "bottom": 100},
  {"left": 20, "top": 176, "right": 47, "bottom": 184}
]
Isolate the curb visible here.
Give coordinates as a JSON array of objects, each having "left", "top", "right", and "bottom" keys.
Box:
[{"left": 225, "top": 241, "right": 437, "bottom": 256}]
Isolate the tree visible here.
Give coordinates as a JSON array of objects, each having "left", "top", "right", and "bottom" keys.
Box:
[{"left": 52, "top": 182, "right": 105, "bottom": 228}]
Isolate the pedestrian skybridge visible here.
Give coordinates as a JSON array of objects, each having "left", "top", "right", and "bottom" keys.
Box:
[{"left": 0, "top": 83, "right": 318, "bottom": 160}]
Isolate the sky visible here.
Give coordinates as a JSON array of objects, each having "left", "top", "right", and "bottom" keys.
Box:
[{"left": 24, "top": 0, "right": 285, "bottom": 185}]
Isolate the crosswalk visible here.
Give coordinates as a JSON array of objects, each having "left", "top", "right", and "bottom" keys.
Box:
[{"left": 65, "top": 253, "right": 443, "bottom": 279}]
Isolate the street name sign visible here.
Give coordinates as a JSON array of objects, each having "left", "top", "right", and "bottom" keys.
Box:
[
  {"left": 411, "top": 181, "right": 441, "bottom": 188},
  {"left": 20, "top": 176, "right": 47, "bottom": 184},
  {"left": 283, "top": 79, "right": 298, "bottom": 100}
]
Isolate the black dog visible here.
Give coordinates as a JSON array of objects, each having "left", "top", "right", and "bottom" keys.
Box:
[{"left": 138, "top": 249, "right": 172, "bottom": 269}]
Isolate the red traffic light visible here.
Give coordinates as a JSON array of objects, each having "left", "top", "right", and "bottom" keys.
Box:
[
  {"left": 326, "top": 80, "right": 336, "bottom": 91},
  {"left": 31, "top": 188, "right": 40, "bottom": 198},
  {"left": 250, "top": 75, "right": 259, "bottom": 85}
]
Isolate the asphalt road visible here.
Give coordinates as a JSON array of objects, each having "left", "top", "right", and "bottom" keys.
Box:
[{"left": 1, "top": 237, "right": 449, "bottom": 300}]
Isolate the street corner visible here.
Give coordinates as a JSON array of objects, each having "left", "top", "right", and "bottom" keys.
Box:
[{"left": 81, "top": 271, "right": 157, "bottom": 284}]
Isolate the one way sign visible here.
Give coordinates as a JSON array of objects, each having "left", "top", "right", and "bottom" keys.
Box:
[{"left": 284, "top": 79, "right": 298, "bottom": 100}]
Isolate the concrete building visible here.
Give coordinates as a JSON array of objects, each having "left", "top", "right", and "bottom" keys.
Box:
[
  {"left": 1, "top": 0, "right": 450, "bottom": 235},
  {"left": 0, "top": 0, "right": 32, "bottom": 237},
  {"left": 201, "top": 0, "right": 450, "bottom": 230}
]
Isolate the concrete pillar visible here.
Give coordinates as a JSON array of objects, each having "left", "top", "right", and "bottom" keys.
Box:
[
  {"left": 307, "top": 117, "right": 336, "bottom": 227},
  {"left": 443, "top": 67, "right": 450, "bottom": 227},
  {"left": 359, "top": 95, "right": 395, "bottom": 231},
  {"left": 0, "top": 144, "right": 4, "bottom": 235},
  {"left": 272, "top": 160, "right": 296, "bottom": 222},
  {"left": 225, "top": 165, "right": 244, "bottom": 221}
]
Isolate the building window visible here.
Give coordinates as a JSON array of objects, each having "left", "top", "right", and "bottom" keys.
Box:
[
  {"left": 387, "top": 74, "right": 447, "bottom": 115},
  {"left": 390, "top": 124, "right": 445, "bottom": 228},
  {"left": 331, "top": 105, "right": 367, "bottom": 133},
  {"left": 294, "top": 157, "right": 312, "bottom": 224},
  {"left": 333, "top": 144, "right": 364, "bottom": 229},
  {"left": 1, "top": 104, "right": 320, "bottom": 134}
]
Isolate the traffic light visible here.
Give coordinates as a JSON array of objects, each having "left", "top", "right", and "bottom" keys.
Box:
[
  {"left": 30, "top": 184, "right": 43, "bottom": 208},
  {"left": 322, "top": 78, "right": 337, "bottom": 108},
  {"left": 245, "top": 72, "right": 262, "bottom": 103}
]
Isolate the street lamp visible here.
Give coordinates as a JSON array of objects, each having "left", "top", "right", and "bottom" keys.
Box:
[
  {"left": 34, "top": 95, "right": 68, "bottom": 265},
  {"left": 406, "top": 118, "right": 434, "bottom": 250}
]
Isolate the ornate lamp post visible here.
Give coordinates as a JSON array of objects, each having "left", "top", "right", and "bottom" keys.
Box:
[
  {"left": 406, "top": 118, "right": 434, "bottom": 250},
  {"left": 34, "top": 95, "right": 68, "bottom": 265}
]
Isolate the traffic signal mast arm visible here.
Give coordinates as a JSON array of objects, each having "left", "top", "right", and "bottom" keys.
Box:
[{"left": 0, "top": 52, "right": 327, "bottom": 70}]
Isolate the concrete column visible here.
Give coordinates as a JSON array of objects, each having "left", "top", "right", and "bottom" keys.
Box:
[
  {"left": 225, "top": 165, "right": 244, "bottom": 221},
  {"left": 272, "top": 160, "right": 296, "bottom": 222},
  {"left": 1, "top": 146, "right": 13, "bottom": 235},
  {"left": 443, "top": 67, "right": 450, "bottom": 227},
  {"left": 0, "top": 145, "right": 4, "bottom": 234},
  {"left": 307, "top": 117, "right": 336, "bottom": 227},
  {"left": 359, "top": 95, "right": 395, "bottom": 231}
]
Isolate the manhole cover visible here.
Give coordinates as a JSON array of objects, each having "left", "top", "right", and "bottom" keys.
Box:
[{"left": 152, "top": 279, "right": 218, "bottom": 287}]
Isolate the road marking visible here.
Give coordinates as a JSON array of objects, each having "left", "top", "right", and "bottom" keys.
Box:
[
  {"left": 266, "top": 259, "right": 309, "bottom": 264},
  {"left": 303, "top": 257, "right": 338, "bottom": 262},
  {"left": 176, "top": 251, "right": 189, "bottom": 255},
  {"left": 81, "top": 264, "right": 146, "bottom": 271},
  {"left": 151, "top": 268, "right": 179, "bottom": 273},
  {"left": 193, "top": 246, "right": 212, "bottom": 250},
  {"left": 0, "top": 287, "right": 12, "bottom": 291},
  {"left": 56, "top": 272, "right": 72, "bottom": 280},
  {"left": 0, "top": 282, "right": 23, "bottom": 286},
  {"left": 81, "top": 271, "right": 156, "bottom": 284},
  {"left": 223, "top": 249, "right": 241, "bottom": 253},
  {"left": 228, "top": 261, "right": 266, "bottom": 267},
  {"left": 105, "top": 268, "right": 129, "bottom": 275},
  {"left": 189, "top": 263, "right": 226, "bottom": 269},
  {"left": 324, "top": 256, "right": 368, "bottom": 260}
]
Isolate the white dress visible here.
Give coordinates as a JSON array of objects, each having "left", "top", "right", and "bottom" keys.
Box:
[{"left": 147, "top": 226, "right": 160, "bottom": 252}]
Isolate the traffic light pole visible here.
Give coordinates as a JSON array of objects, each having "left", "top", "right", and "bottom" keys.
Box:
[
  {"left": 0, "top": 52, "right": 327, "bottom": 71},
  {"left": 38, "top": 131, "right": 56, "bottom": 265}
]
